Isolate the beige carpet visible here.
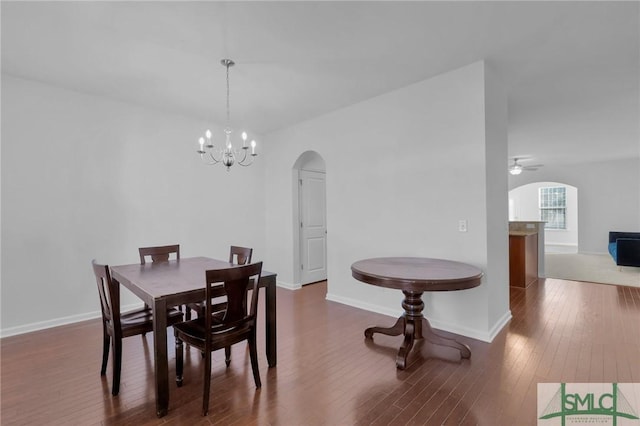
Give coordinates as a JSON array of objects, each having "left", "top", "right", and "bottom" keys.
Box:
[{"left": 544, "top": 253, "right": 640, "bottom": 287}]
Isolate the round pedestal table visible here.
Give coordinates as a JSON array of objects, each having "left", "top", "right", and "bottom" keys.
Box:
[{"left": 351, "top": 257, "right": 483, "bottom": 369}]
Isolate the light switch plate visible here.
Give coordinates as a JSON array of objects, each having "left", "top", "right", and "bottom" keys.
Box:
[{"left": 458, "top": 220, "right": 468, "bottom": 232}]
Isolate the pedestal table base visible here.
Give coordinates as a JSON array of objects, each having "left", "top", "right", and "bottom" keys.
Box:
[{"left": 364, "top": 290, "right": 471, "bottom": 369}]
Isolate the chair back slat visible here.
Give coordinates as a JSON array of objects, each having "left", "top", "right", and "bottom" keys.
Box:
[
  {"left": 223, "top": 278, "right": 251, "bottom": 323},
  {"left": 139, "top": 244, "right": 180, "bottom": 265}
]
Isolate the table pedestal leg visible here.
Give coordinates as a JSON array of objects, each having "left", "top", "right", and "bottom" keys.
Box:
[
  {"left": 421, "top": 317, "right": 471, "bottom": 359},
  {"left": 364, "top": 290, "right": 471, "bottom": 369},
  {"left": 364, "top": 316, "right": 405, "bottom": 339}
]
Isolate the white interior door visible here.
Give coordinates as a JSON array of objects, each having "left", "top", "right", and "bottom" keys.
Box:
[{"left": 299, "top": 170, "right": 327, "bottom": 285}]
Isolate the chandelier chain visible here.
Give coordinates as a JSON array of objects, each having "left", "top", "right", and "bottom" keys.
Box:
[{"left": 225, "top": 61, "right": 230, "bottom": 127}]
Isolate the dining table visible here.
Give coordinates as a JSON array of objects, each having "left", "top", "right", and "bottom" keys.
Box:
[
  {"left": 110, "top": 256, "right": 277, "bottom": 417},
  {"left": 351, "top": 257, "right": 482, "bottom": 369}
]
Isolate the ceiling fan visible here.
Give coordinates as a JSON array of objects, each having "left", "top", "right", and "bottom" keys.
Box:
[{"left": 509, "top": 157, "right": 543, "bottom": 175}]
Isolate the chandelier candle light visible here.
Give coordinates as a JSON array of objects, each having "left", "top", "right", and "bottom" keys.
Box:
[{"left": 196, "top": 59, "right": 257, "bottom": 171}]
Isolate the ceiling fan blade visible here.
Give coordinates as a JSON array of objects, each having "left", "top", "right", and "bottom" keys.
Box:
[{"left": 507, "top": 159, "right": 543, "bottom": 173}]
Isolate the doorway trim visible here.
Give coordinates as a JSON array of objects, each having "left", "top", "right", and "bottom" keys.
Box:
[{"left": 291, "top": 151, "right": 327, "bottom": 290}]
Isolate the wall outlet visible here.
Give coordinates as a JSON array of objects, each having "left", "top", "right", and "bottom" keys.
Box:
[{"left": 458, "top": 220, "right": 468, "bottom": 232}]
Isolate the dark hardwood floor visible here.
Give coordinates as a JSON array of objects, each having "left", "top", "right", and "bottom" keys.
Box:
[{"left": 1, "top": 278, "right": 639, "bottom": 425}]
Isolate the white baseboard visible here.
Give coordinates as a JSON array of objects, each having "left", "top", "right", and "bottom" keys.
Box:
[
  {"left": 2, "top": 293, "right": 513, "bottom": 343},
  {"left": 545, "top": 250, "right": 608, "bottom": 256},
  {"left": 276, "top": 280, "right": 301, "bottom": 290},
  {"left": 545, "top": 243, "right": 578, "bottom": 254},
  {"left": 0, "top": 302, "right": 143, "bottom": 338},
  {"left": 3, "top": 282, "right": 301, "bottom": 337},
  {"left": 325, "top": 292, "right": 511, "bottom": 343},
  {"left": 488, "top": 310, "right": 512, "bottom": 341},
  {"left": 325, "top": 292, "right": 401, "bottom": 318}
]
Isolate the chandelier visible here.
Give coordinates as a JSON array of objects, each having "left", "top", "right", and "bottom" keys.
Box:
[{"left": 196, "top": 59, "right": 257, "bottom": 171}]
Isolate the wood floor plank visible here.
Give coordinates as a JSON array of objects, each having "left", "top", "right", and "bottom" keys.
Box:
[{"left": 2, "top": 278, "right": 640, "bottom": 425}]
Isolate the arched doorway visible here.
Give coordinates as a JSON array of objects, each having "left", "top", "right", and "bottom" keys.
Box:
[
  {"left": 509, "top": 181, "right": 579, "bottom": 253},
  {"left": 292, "top": 151, "right": 327, "bottom": 287}
]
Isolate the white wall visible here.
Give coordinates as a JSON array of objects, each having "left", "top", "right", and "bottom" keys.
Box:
[
  {"left": 509, "top": 182, "right": 579, "bottom": 249},
  {"left": 508, "top": 158, "right": 640, "bottom": 254},
  {"left": 483, "top": 63, "right": 510, "bottom": 329},
  {"left": 1, "top": 75, "right": 266, "bottom": 336},
  {"left": 264, "top": 61, "right": 510, "bottom": 342}
]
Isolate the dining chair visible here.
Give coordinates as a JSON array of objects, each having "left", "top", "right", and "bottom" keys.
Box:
[
  {"left": 138, "top": 244, "right": 180, "bottom": 265},
  {"left": 174, "top": 262, "right": 263, "bottom": 416},
  {"left": 138, "top": 244, "right": 181, "bottom": 314},
  {"left": 184, "top": 245, "right": 253, "bottom": 321},
  {"left": 91, "top": 260, "right": 183, "bottom": 396}
]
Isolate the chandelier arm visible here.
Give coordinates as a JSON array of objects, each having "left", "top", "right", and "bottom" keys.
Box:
[
  {"left": 236, "top": 151, "right": 256, "bottom": 167},
  {"left": 235, "top": 149, "right": 248, "bottom": 164},
  {"left": 212, "top": 147, "right": 224, "bottom": 160},
  {"left": 199, "top": 150, "right": 221, "bottom": 165},
  {"left": 236, "top": 158, "right": 255, "bottom": 167},
  {"left": 209, "top": 150, "right": 222, "bottom": 163}
]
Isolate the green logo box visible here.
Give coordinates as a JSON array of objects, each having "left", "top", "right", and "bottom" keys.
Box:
[{"left": 538, "top": 383, "right": 640, "bottom": 425}]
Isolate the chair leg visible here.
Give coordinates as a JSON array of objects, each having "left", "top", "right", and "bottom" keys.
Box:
[
  {"left": 112, "top": 337, "right": 122, "bottom": 396},
  {"left": 248, "top": 335, "right": 261, "bottom": 388},
  {"left": 225, "top": 346, "right": 231, "bottom": 367},
  {"left": 202, "top": 351, "right": 211, "bottom": 416},
  {"left": 175, "top": 336, "right": 183, "bottom": 387},
  {"left": 101, "top": 333, "right": 110, "bottom": 376}
]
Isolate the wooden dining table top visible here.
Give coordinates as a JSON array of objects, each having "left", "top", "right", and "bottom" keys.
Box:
[
  {"left": 351, "top": 257, "right": 483, "bottom": 292},
  {"left": 112, "top": 257, "right": 235, "bottom": 300}
]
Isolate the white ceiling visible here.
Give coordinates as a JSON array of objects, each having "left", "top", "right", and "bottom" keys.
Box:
[{"left": 2, "top": 1, "right": 638, "bottom": 167}]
